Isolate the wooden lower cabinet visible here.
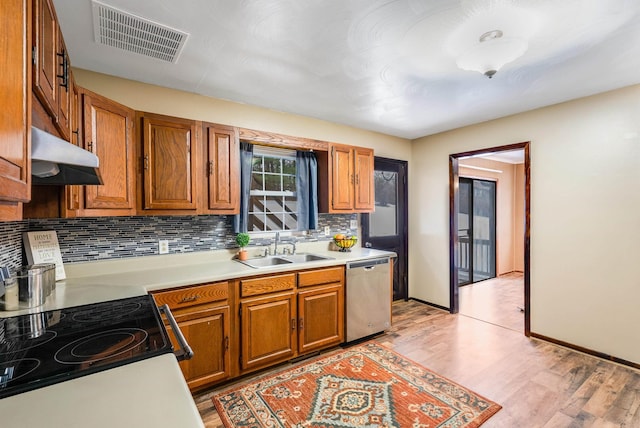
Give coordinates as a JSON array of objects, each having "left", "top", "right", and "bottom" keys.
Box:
[
  {"left": 298, "top": 284, "right": 344, "bottom": 354},
  {"left": 168, "top": 306, "right": 231, "bottom": 391},
  {"left": 239, "top": 267, "right": 344, "bottom": 374},
  {"left": 240, "top": 291, "right": 296, "bottom": 372},
  {"left": 152, "top": 281, "right": 232, "bottom": 392}
]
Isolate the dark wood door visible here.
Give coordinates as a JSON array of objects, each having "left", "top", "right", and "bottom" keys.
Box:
[{"left": 362, "top": 157, "right": 408, "bottom": 300}]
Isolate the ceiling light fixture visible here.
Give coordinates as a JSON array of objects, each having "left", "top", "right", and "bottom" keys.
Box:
[{"left": 456, "top": 29, "right": 528, "bottom": 78}]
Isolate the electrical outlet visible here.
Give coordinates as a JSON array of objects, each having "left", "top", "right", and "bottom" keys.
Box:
[
  {"left": 324, "top": 226, "right": 331, "bottom": 236},
  {"left": 350, "top": 220, "right": 358, "bottom": 229},
  {"left": 158, "top": 240, "right": 169, "bottom": 254}
]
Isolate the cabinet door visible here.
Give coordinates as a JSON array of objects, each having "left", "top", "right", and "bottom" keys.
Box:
[
  {"left": 204, "top": 124, "right": 239, "bottom": 213},
  {"left": 55, "top": 32, "right": 70, "bottom": 141},
  {"left": 83, "top": 90, "right": 136, "bottom": 212},
  {"left": 168, "top": 306, "right": 231, "bottom": 391},
  {"left": 0, "top": 0, "right": 31, "bottom": 205},
  {"left": 63, "top": 80, "right": 80, "bottom": 214},
  {"left": 297, "top": 284, "right": 344, "bottom": 354},
  {"left": 354, "top": 147, "right": 374, "bottom": 211},
  {"left": 330, "top": 144, "right": 354, "bottom": 211},
  {"left": 241, "top": 292, "right": 296, "bottom": 372},
  {"left": 142, "top": 114, "right": 198, "bottom": 210},
  {"left": 32, "top": 0, "right": 58, "bottom": 118}
]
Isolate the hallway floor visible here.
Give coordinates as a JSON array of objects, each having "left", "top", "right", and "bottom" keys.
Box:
[{"left": 459, "top": 272, "right": 524, "bottom": 332}]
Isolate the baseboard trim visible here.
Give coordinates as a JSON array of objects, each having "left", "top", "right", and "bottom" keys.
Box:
[
  {"left": 530, "top": 332, "right": 640, "bottom": 371},
  {"left": 408, "top": 298, "right": 450, "bottom": 312}
]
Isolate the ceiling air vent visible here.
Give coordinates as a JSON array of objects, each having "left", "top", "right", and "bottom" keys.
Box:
[{"left": 91, "top": 0, "right": 189, "bottom": 63}]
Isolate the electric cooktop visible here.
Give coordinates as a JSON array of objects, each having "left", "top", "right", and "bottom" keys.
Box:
[{"left": 0, "top": 295, "right": 172, "bottom": 399}]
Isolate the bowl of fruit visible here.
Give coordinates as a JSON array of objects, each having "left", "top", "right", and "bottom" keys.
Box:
[{"left": 333, "top": 234, "right": 357, "bottom": 252}]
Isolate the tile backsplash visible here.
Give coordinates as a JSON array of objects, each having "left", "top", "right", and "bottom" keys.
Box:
[{"left": 0, "top": 214, "right": 356, "bottom": 268}]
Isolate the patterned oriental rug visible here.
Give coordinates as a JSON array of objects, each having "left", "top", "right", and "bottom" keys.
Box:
[{"left": 213, "top": 342, "right": 501, "bottom": 427}]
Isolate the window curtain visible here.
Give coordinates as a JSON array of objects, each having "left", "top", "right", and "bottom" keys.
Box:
[
  {"left": 296, "top": 150, "right": 318, "bottom": 230},
  {"left": 234, "top": 142, "right": 254, "bottom": 233}
]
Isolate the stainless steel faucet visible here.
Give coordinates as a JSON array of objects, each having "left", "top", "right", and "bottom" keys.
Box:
[{"left": 273, "top": 232, "right": 280, "bottom": 255}]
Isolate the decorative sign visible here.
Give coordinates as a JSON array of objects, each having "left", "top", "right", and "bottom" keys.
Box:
[{"left": 23, "top": 231, "right": 66, "bottom": 281}]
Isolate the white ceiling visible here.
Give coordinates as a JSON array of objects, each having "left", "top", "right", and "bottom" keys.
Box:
[{"left": 53, "top": 0, "right": 640, "bottom": 139}]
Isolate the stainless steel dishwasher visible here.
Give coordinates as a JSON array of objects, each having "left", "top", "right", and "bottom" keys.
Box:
[{"left": 346, "top": 257, "right": 391, "bottom": 342}]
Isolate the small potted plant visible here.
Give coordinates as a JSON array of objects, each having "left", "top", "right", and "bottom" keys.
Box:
[{"left": 235, "top": 232, "right": 250, "bottom": 261}]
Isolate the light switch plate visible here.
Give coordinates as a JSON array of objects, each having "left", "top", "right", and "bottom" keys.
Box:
[
  {"left": 324, "top": 226, "right": 331, "bottom": 236},
  {"left": 158, "top": 240, "right": 169, "bottom": 254},
  {"left": 350, "top": 220, "right": 358, "bottom": 229}
]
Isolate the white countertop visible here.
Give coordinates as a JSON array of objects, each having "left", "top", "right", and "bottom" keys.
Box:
[
  {"left": 0, "top": 243, "right": 394, "bottom": 427},
  {"left": 0, "top": 354, "right": 204, "bottom": 428},
  {"left": 1, "top": 243, "right": 395, "bottom": 317}
]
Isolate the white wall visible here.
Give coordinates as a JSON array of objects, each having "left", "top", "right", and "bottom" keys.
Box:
[
  {"left": 73, "top": 69, "right": 412, "bottom": 161},
  {"left": 410, "top": 84, "right": 640, "bottom": 365}
]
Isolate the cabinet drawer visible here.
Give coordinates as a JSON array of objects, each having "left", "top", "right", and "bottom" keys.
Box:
[
  {"left": 298, "top": 267, "right": 344, "bottom": 288},
  {"left": 153, "top": 281, "right": 228, "bottom": 310},
  {"left": 241, "top": 273, "right": 296, "bottom": 297}
]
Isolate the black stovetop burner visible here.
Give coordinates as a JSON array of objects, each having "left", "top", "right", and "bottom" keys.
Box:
[{"left": 0, "top": 295, "right": 172, "bottom": 399}]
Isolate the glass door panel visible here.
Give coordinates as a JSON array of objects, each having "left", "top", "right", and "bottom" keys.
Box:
[{"left": 457, "top": 178, "right": 496, "bottom": 285}]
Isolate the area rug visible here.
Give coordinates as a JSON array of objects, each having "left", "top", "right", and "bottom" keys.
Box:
[{"left": 212, "top": 342, "right": 501, "bottom": 427}]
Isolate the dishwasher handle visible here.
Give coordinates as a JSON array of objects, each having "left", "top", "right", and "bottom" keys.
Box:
[
  {"left": 347, "top": 257, "right": 390, "bottom": 270},
  {"left": 159, "top": 304, "right": 194, "bottom": 361}
]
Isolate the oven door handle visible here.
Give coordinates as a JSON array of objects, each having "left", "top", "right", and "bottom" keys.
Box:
[{"left": 158, "top": 304, "right": 194, "bottom": 361}]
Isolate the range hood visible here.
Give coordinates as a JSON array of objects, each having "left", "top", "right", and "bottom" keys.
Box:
[{"left": 31, "top": 127, "right": 103, "bottom": 185}]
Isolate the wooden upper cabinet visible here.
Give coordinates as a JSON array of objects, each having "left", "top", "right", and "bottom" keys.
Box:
[
  {"left": 82, "top": 89, "right": 136, "bottom": 214},
  {"left": 32, "top": 0, "right": 57, "bottom": 119},
  {"left": 322, "top": 144, "right": 374, "bottom": 213},
  {"left": 203, "top": 123, "right": 239, "bottom": 213},
  {"left": 140, "top": 113, "right": 198, "bottom": 211},
  {"left": 353, "top": 147, "right": 374, "bottom": 210},
  {"left": 330, "top": 145, "right": 354, "bottom": 211},
  {"left": 32, "top": 0, "right": 71, "bottom": 141},
  {"left": 0, "top": 0, "right": 31, "bottom": 208},
  {"left": 62, "top": 81, "right": 80, "bottom": 214}
]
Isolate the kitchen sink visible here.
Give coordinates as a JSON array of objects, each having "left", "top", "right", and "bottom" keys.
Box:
[
  {"left": 237, "top": 257, "right": 293, "bottom": 268},
  {"left": 236, "top": 253, "right": 334, "bottom": 269},
  {"left": 282, "top": 253, "right": 334, "bottom": 263}
]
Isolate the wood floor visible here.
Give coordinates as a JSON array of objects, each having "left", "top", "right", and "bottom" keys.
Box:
[
  {"left": 193, "top": 299, "right": 640, "bottom": 427},
  {"left": 459, "top": 272, "right": 524, "bottom": 331}
]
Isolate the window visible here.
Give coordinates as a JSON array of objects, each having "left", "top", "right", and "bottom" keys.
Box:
[{"left": 249, "top": 147, "right": 297, "bottom": 232}]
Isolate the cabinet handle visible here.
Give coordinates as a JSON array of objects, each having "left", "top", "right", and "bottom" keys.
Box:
[
  {"left": 355, "top": 174, "right": 359, "bottom": 185},
  {"left": 224, "top": 336, "right": 229, "bottom": 351},
  {"left": 208, "top": 160, "right": 214, "bottom": 176},
  {"left": 87, "top": 142, "right": 93, "bottom": 152},
  {"left": 350, "top": 174, "right": 354, "bottom": 184},
  {"left": 299, "top": 318, "right": 303, "bottom": 330},
  {"left": 143, "top": 155, "right": 149, "bottom": 170},
  {"left": 291, "top": 318, "right": 296, "bottom": 331},
  {"left": 56, "top": 50, "right": 69, "bottom": 90},
  {"left": 179, "top": 295, "right": 200, "bottom": 303}
]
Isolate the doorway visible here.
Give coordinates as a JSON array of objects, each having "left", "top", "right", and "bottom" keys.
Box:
[
  {"left": 449, "top": 142, "right": 531, "bottom": 335},
  {"left": 458, "top": 177, "right": 497, "bottom": 286},
  {"left": 361, "top": 157, "right": 408, "bottom": 301}
]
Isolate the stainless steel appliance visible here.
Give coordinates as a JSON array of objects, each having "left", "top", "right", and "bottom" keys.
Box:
[
  {"left": 346, "top": 257, "right": 391, "bottom": 342},
  {"left": 0, "top": 295, "right": 190, "bottom": 399}
]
